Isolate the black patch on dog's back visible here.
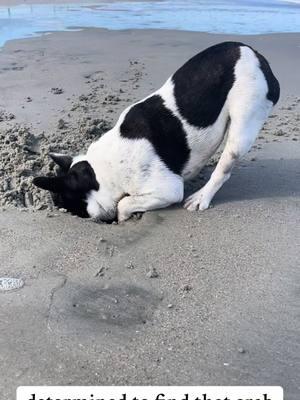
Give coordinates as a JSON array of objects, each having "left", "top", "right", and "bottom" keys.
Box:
[
  {"left": 120, "top": 95, "right": 190, "bottom": 175},
  {"left": 172, "top": 41, "right": 244, "bottom": 128},
  {"left": 254, "top": 50, "right": 280, "bottom": 105}
]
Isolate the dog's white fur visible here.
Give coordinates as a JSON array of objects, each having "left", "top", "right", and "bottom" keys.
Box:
[{"left": 78, "top": 46, "right": 273, "bottom": 222}]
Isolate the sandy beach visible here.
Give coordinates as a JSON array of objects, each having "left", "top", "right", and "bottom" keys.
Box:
[{"left": 0, "top": 28, "right": 299, "bottom": 399}]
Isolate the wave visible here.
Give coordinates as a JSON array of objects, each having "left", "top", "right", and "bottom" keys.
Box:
[{"left": 280, "top": 0, "right": 300, "bottom": 4}]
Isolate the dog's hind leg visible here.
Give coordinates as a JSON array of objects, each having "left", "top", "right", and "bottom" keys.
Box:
[{"left": 184, "top": 99, "right": 273, "bottom": 211}]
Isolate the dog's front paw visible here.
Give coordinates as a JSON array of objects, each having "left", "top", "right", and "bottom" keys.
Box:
[
  {"left": 118, "top": 211, "right": 143, "bottom": 223},
  {"left": 184, "top": 190, "right": 212, "bottom": 211},
  {"left": 118, "top": 212, "right": 131, "bottom": 223},
  {"left": 117, "top": 204, "right": 133, "bottom": 223}
]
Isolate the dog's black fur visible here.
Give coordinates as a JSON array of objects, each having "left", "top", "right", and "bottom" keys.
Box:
[{"left": 33, "top": 161, "right": 98, "bottom": 217}]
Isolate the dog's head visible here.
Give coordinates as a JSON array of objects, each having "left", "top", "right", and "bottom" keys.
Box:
[{"left": 33, "top": 153, "right": 116, "bottom": 221}]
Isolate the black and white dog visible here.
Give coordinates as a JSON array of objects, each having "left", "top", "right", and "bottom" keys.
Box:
[{"left": 34, "top": 42, "right": 280, "bottom": 222}]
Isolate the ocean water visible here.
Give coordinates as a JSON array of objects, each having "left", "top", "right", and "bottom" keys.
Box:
[{"left": 0, "top": 0, "right": 300, "bottom": 47}]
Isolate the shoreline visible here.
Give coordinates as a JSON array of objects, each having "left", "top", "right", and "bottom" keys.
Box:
[
  {"left": 0, "top": 0, "right": 157, "bottom": 5},
  {"left": 1, "top": 0, "right": 300, "bottom": 42}
]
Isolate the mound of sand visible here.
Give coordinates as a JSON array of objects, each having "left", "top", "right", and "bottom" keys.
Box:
[{"left": 0, "top": 117, "right": 112, "bottom": 211}]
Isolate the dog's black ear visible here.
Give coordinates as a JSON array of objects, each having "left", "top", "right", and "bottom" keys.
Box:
[
  {"left": 33, "top": 176, "right": 65, "bottom": 193},
  {"left": 49, "top": 153, "right": 73, "bottom": 171}
]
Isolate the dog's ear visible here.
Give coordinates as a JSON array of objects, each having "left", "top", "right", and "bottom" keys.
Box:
[
  {"left": 33, "top": 176, "right": 65, "bottom": 193},
  {"left": 49, "top": 153, "right": 73, "bottom": 171}
]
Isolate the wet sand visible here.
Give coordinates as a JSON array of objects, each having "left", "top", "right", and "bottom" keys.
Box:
[{"left": 0, "top": 29, "right": 299, "bottom": 399}]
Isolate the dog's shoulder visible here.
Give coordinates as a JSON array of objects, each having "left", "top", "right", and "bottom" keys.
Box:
[{"left": 119, "top": 93, "right": 190, "bottom": 175}]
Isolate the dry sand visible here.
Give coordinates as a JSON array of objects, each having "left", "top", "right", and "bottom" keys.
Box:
[{"left": 0, "top": 29, "right": 299, "bottom": 399}]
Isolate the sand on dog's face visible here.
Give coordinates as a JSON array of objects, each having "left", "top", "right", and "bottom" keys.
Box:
[{"left": 0, "top": 118, "right": 112, "bottom": 211}]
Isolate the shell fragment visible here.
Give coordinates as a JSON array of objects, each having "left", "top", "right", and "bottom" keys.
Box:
[{"left": 0, "top": 277, "right": 24, "bottom": 292}]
